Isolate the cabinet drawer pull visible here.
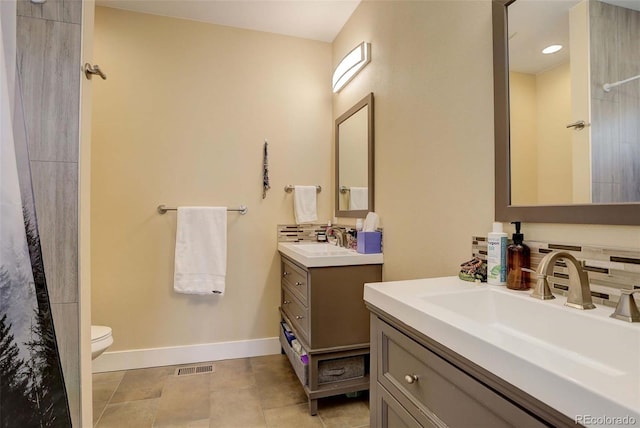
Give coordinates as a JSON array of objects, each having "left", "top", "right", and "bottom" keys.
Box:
[
  {"left": 283, "top": 300, "right": 290, "bottom": 305},
  {"left": 404, "top": 374, "right": 419, "bottom": 384},
  {"left": 295, "top": 281, "right": 303, "bottom": 286},
  {"left": 295, "top": 315, "right": 304, "bottom": 320},
  {"left": 283, "top": 271, "right": 289, "bottom": 277}
]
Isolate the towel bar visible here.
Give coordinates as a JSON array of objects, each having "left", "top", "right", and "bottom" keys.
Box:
[
  {"left": 157, "top": 205, "right": 248, "bottom": 215},
  {"left": 284, "top": 185, "right": 322, "bottom": 193}
]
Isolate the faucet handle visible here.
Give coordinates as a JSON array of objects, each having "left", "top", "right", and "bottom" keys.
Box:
[
  {"left": 610, "top": 290, "right": 640, "bottom": 322},
  {"left": 529, "top": 269, "right": 556, "bottom": 301}
]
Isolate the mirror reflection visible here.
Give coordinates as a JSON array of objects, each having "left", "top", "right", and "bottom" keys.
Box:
[
  {"left": 508, "top": 0, "right": 640, "bottom": 206},
  {"left": 335, "top": 93, "right": 374, "bottom": 218},
  {"left": 338, "top": 106, "right": 368, "bottom": 210}
]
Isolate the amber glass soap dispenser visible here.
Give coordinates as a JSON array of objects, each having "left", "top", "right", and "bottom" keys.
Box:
[{"left": 507, "top": 221, "right": 531, "bottom": 290}]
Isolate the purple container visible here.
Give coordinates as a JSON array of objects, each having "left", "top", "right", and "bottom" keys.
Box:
[{"left": 357, "top": 231, "right": 382, "bottom": 254}]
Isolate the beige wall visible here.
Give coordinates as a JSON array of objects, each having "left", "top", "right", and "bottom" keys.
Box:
[
  {"left": 80, "top": 2, "right": 94, "bottom": 423},
  {"left": 91, "top": 7, "right": 332, "bottom": 351},
  {"left": 333, "top": 0, "right": 640, "bottom": 281},
  {"left": 509, "top": 64, "right": 573, "bottom": 205},
  {"left": 570, "top": 0, "right": 592, "bottom": 204},
  {"left": 92, "top": 0, "right": 640, "bottom": 357},
  {"left": 333, "top": 0, "right": 496, "bottom": 280},
  {"left": 509, "top": 71, "right": 538, "bottom": 205},
  {"left": 536, "top": 62, "right": 573, "bottom": 204}
]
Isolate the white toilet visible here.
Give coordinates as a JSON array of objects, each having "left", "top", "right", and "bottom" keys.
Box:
[{"left": 91, "top": 325, "right": 113, "bottom": 360}]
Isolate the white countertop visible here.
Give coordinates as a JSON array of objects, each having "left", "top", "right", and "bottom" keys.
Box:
[
  {"left": 364, "top": 277, "right": 640, "bottom": 428},
  {"left": 278, "top": 242, "right": 383, "bottom": 268}
]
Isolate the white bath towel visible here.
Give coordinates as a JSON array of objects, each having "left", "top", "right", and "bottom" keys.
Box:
[
  {"left": 293, "top": 186, "right": 318, "bottom": 223},
  {"left": 349, "top": 187, "right": 368, "bottom": 210},
  {"left": 174, "top": 207, "right": 227, "bottom": 295}
]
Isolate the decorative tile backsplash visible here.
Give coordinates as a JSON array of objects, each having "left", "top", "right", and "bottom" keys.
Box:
[
  {"left": 277, "top": 224, "right": 329, "bottom": 242},
  {"left": 472, "top": 236, "right": 640, "bottom": 308},
  {"left": 277, "top": 224, "right": 383, "bottom": 252},
  {"left": 277, "top": 230, "right": 640, "bottom": 307}
]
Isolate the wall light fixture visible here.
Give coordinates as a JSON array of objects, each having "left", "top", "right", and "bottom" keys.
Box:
[{"left": 332, "top": 42, "right": 371, "bottom": 93}]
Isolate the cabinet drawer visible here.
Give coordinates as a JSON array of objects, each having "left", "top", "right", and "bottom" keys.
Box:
[
  {"left": 281, "top": 258, "right": 308, "bottom": 305},
  {"left": 375, "top": 383, "right": 435, "bottom": 428},
  {"left": 378, "top": 321, "right": 546, "bottom": 428},
  {"left": 281, "top": 288, "right": 309, "bottom": 342}
]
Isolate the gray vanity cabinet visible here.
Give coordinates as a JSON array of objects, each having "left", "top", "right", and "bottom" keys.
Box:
[
  {"left": 369, "top": 309, "right": 579, "bottom": 428},
  {"left": 279, "top": 254, "right": 382, "bottom": 415}
]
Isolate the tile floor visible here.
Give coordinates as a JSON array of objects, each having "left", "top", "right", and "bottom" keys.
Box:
[{"left": 92, "top": 354, "right": 370, "bottom": 427}]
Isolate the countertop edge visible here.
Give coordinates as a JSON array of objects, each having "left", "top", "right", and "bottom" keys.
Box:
[
  {"left": 363, "top": 277, "right": 640, "bottom": 428},
  {"left": 277, "top": 243, "right": 383, "bottom": 268}
]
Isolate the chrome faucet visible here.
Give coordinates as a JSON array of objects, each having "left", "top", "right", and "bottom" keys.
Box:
[
  {"left": 326, "top": 227, "right": 348, "bottom": 248},
  {"left": 532, "top": 251, "right": 595, "bottom": 310}
]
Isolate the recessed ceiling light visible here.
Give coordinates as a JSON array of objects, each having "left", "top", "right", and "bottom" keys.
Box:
[{"left": 542, "top": 45, "right": 563, "bottom": 54}]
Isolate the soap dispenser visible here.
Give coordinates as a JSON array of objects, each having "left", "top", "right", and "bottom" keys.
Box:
[{"left": 507, "top": 221, "right": 531, "bottom": 290}]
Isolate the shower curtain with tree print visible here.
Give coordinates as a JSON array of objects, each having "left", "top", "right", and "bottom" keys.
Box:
[{"left": 0, "top": 2, "right": 72, "bottom": 426}]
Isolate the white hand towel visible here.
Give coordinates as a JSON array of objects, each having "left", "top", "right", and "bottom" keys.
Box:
[
  {"left": 349, "top": 187, "right": 368, "bottom": 210},
  {"left": 293, "top": 186, "right": 318, "bottom": 224},
  {"left": 174, "top": 207, "right": 227, "bottom": 295}
]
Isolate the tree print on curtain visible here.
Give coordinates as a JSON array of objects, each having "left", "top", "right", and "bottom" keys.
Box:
[{"left": 0, "top": 38, "right": 71, "bottom": 428}]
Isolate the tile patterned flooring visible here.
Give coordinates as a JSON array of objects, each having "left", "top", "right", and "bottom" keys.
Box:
[{"left": 92, "top": 354, "right": 370, "bottom": 427}]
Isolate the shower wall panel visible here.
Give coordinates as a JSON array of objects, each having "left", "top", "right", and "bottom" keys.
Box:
[{"left": 16, "top": 1, "right": 82, "bottom": 424}]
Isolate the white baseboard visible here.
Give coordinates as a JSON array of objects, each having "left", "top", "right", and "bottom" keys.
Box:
[{"left": 92, "top": 337, "right": 281, "bottom": 373}]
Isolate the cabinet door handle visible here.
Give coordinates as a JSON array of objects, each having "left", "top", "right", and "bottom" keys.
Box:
[
  {"left": 295, "top": 281, "right": 302, "bottom": 286},
  {"left": 283, "top": 300, "right": 290, "bottom": 305},
  {"left": 295, "top": 315, "right": 304, "bottom": 320},
  {"left": 404, "top": 374, "right": 419, "bottom": 384},
  {"left": 283, "top": 271, "right": 289, "bottom": 277}
]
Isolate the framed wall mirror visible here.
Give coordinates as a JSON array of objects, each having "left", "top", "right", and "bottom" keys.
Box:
[
  {"left": 493, "top": 0, "right": 640, "bottom": 225},
  {"left": 335, "top": 93, "right": 374, "bottom": 218}
]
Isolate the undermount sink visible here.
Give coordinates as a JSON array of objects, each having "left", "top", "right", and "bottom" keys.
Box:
[
  {"left": 364, "top": 277, "right": 640, "bottom": 426},
  {"left": 277, "top": 242, "right": 383, "bottom": 267},
  {"left": 424, "top": 289, "right": 630, "bottom": 378}
]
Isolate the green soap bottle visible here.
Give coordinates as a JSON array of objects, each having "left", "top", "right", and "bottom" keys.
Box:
[{"left": 507, "top": 221, "right": 531, "bottom": 290}]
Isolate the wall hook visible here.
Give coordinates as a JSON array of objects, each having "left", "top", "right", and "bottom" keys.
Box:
[{"left": 84, "top": 63, "right": 107, "bottom": 80}]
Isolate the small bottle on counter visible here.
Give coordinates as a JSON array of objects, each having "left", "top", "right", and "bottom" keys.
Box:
[
  {"left": 487, "top": 222, "right": 508, "bottom": 285},
  {"left": 507, "top": 221, "right": 531, "bottom": 290}
]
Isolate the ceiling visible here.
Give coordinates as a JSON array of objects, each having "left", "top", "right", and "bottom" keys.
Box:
[
  {"left": 95, "top": 0, "right": 361, "bottom": 43},
  {"left": 508, "top": 0, "right": 640, "bottom": 75},
  {"left": 95, "top": 0, "right": 640, "bottom": 65}
]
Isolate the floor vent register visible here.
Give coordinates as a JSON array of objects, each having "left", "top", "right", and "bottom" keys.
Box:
[{"left": 175, "top": 364, "right": 214, "bottom": 376}]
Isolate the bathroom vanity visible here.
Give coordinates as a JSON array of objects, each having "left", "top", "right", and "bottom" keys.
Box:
[
  {"left": 277, "top": 242, "right": 383, "bottom": 415},
  {"left": 369, "top": 311, "right": 570, "bottom": 427},
  {"left": 365, "top": 277, "right": 640, "bottom": 427}
]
